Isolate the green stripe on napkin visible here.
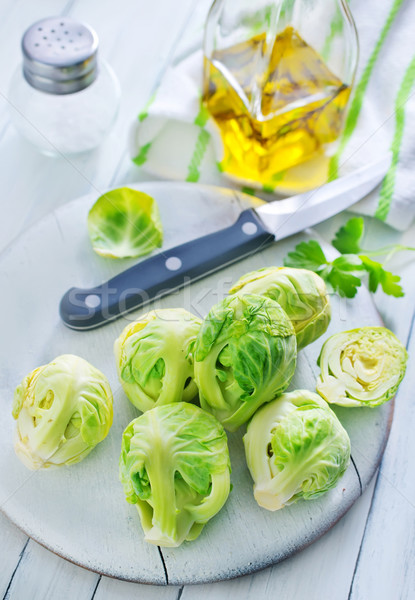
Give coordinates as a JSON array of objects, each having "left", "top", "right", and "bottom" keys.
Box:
[
  {"left": 186, "top": 102, "right": 211, "bottom": 182},
  {"left": 138, "top": 91, "right": 157, "bottom": 122},
  {"left": 133, "top": 92, "right": 158, "bottom": 164},
  {"left": 375, "top": 55, "right": 415, "bottom": 220},
  {"left": 132, "top": 142, "right": 152, "bottom": 166},
  {"left": 186, "top": 128, "right": 211, "bottom": 182},
  {"left": 329, "top": 0, "right": 405, "bottom": 181}
]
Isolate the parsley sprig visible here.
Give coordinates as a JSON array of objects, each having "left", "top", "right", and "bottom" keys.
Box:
[{"left": 284, "top": 217, "right": 415, "bottom": 298}]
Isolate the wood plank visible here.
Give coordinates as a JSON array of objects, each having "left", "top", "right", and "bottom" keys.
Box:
[
  {"left": 0, "top": 512, "right": 28, "bottom": 599},
  {"left": 65, "top": 0, "right": 198, "bottom": 191},
  {"left": 180, "top": 478, "right": 377, "bottom": 600},
  {"left": 92, "top": 0, "right": 205, "bottom": 192},
  {"left": 93, "top": 577, "right": 179, "bottom": 600},
  {"left": 349, "top": 313, "right": 415, "bottom": 600},
  {"left": 3, "top": 539, "right": 98, "bottom": 600}
]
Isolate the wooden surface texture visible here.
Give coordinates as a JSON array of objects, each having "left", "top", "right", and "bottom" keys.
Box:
[{"left": 0, "top": 1, "right": 414, "bottom": 598}]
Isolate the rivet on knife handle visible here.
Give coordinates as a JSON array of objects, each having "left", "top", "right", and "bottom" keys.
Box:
[{"left": 59, "top": 209, "right": 275, "bottom": 330}]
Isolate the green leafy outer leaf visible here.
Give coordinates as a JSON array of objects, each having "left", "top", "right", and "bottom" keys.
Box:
[
  {"left": 194, "top": 294, "right": 297, "bottom": 431},
  {"left": 87, "top": 187, "right": 163, "bottom": 259},
  {"left": 229, "top": 266, "right": 331, "bottom": 349},
  {"left": 12, "top": 355, "right": 113, "bottom": 470},
  {"left": 317, "top": 326, "right": 408, "bottom": 407},
  {"left": 119, "top": 402, "right": 231, "bottom": 547},
  {"left": 243, "top": 390, "right": 350, "bottom": 510},
  {"left": 114, "top": 308, "right": 202, "bottom": 412},
  {"left": 359, "top": 255, "right": 404, "bottom": 297},
  {"left": 332, "top": 217, "right": 364, "bottom": 255},
  {"left": 284, "top": 240, "right": 327, "bottom": 272}
]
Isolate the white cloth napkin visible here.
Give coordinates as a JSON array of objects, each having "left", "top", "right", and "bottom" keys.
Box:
[{"left": 130, "top": 0, "right": 415, "bottom": 231}]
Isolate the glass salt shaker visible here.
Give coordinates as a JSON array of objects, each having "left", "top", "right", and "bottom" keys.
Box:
[{"left": 8, "top": 17, "right": 120, "bottom": 156}]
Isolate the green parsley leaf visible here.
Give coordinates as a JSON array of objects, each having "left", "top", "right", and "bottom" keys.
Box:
[
  {"left": 283, "top": 240, "right": 327, "bottom": 272},
  {"left": 326, "top": 255, "right": 365, "bottom": 298},
  {"left": 284, "top": 241, "right": 364, "bottom": 298},
  {"left": 332, "top": 217, "right": 364, "bottom": 255},
  {"left": 283, "top": 220, "right": 408, "bottom": 300},
  {"left": 360, "top": 256, "right": 404, "bottom": 297}
]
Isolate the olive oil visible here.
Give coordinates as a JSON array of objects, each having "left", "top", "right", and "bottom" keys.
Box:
[{"left": 203, "top": 26, "right": 351, "bottom": 191}]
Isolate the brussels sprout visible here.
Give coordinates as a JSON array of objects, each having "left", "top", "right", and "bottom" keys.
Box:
[
  {"left": 243, "top": 390, "right": 350, "bottom": 511},
  {"left": 119, "top": 402, "right": 231, "bottom": 547},
  {"left": 87, "top": 187, "right": 163, "bottom": 258},
  {"left": 12, "top": 354, "right": 113, "bottom": 470},
  {"left": 229, "top": 266, "right": 331, "bottom": 349},
  {"left": 194, "top": 294, "right": 297, "bottom": 431},
  {"left": 114, "top": 308, "right": 201, "bottom": 412},
  {"left": 317, "top": 326, "right": 408, "bottom": 407}
]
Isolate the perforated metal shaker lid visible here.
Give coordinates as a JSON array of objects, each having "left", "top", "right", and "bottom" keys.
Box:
[{"left": 22, "top": 17, "right": 99, "bottom": 94}]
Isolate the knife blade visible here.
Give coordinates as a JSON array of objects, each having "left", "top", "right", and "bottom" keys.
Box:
[{"left": 60, "top": 153, "right": 391, "bottom": 330}]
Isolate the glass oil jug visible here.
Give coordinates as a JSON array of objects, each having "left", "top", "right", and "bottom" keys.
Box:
[{"left": 203, "top": 0, "right": 358, "bottom": 193}]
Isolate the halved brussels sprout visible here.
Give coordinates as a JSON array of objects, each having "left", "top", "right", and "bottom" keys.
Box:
[
  {"left": 119, "top": 402, "right": 231, "bottom": 547},
  {"left": 229, "top": 266, "right": 331, "bottom": 349},
  {"left": 12, "top": 354, "right": 113, "bottom": 470},
  {"left": 243, "top": 390, "right": 350, "bottom": 511},
  {"left": 317, "top": 326, "right": 408, "bottom": 407},
  {"left": 114, "top": 308, "right": 201, "bottom": 412},
  {"left": 194, "top": 294, "right": 297, "bottom": 431},
  {"left": 87, "top": 187, "right": 163, "bottom": 258}
]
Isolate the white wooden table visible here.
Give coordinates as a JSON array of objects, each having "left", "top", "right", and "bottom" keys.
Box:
[{"left": 0, "top": 1, "right": 414, "bottom": 599}]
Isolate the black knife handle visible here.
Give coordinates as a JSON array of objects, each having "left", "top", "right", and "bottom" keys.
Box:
[{"left": 59, "top": 208, "right": 275, "bottom": 329}]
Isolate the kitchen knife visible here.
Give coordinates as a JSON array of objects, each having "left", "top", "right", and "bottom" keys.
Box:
[{"left": 60, "top": 153, "right": 391, "bottom": 330}]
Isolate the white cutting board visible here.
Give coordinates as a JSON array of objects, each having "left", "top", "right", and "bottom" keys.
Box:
[{"left": 0, "top": 182, "right": 392, "bottom": 585}]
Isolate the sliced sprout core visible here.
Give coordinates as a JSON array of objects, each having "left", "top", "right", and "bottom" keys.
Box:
[{"left": 317, "top": 326, "right": 407, "bottom": 407}]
